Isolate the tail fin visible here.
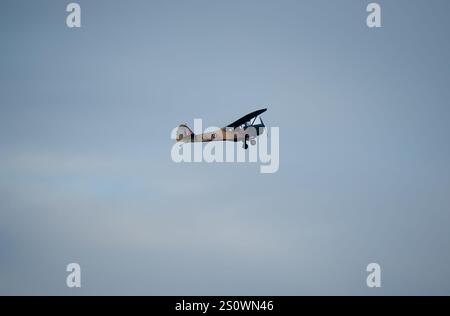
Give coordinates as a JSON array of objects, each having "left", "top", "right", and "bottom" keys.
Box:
[{"left": 176, "top": 124, "right": 194, "bottom": 142}]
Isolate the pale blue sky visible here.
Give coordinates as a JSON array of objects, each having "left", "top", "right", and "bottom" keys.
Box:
[{"left": 1, "top": 0, "right": 450, "bottom": 294}]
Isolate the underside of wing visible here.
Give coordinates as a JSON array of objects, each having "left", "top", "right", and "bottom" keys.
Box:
[{"left": 226, "top": 108, "right": 267, "bottom": 128}]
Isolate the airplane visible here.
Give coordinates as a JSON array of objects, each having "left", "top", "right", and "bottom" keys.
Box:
[{"left": 176, "top": 108, "right": 267, "bottom": 149}]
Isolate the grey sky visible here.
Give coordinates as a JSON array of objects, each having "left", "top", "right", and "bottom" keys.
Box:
[{"left": 1, "top": 0, "right": 450, "bottom": 295}]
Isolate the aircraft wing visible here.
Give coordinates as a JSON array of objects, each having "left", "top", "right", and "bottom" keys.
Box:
[{"left": 226, "top": 108, "right": 267, "bottom": 128}]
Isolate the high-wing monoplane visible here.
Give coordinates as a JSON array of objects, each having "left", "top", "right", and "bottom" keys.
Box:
[{"left": 176, "top": 108, "right": 267, "bottom": 149}]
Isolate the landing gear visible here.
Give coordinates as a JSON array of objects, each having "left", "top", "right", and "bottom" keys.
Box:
[{"left": 243, "top": 135, "right": 249, "bottom": 149}]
